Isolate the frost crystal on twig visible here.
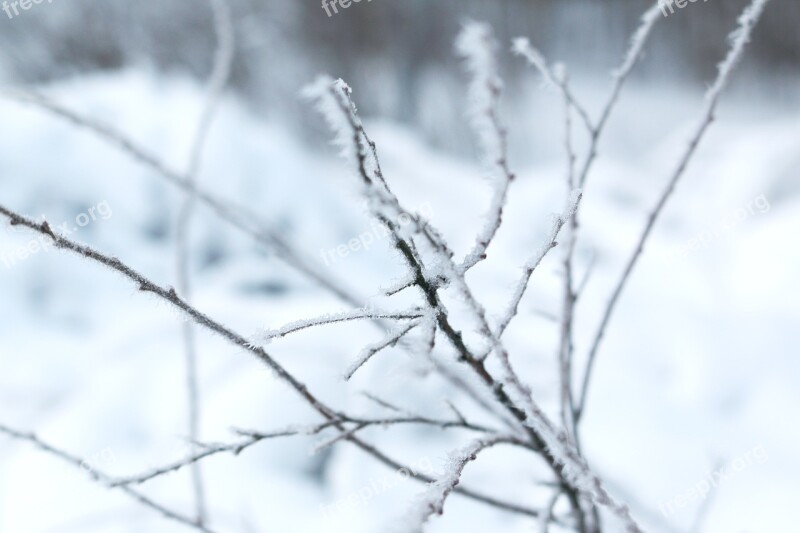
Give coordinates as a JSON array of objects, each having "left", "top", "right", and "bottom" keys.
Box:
[
  {"left": 262, "top": 307, "right": 424, "bottom": 343},
  {"left": 344, "top": 319, "right": 422, "bottom": 381},
  {"left": 456, "top": 22, "right": 515, "bottom": 272}
]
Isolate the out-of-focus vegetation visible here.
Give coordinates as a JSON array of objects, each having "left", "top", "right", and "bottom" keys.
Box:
[{"left": 1, "top": 0, "right": 796, "bottom": 150}]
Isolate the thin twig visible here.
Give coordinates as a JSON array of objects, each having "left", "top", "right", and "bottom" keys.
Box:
[
  {"left": 262, "top": 307, "right": 424, "bottom": 342},
  {"left": 0, "top": 424, "right": 216, "bottom": 533},
  {"left": 408, "top": 437, "right": 512, "bottom": 531},
  {"left": 456, "top": 22, "right": 516, "bottom": 273},
  {"left": 576, "top": 0, "right": 772, "bottom": 421},
  {"left": 574, "top": 251, "right": 597, "bottom": 303},
  {"left": 444, "top": 400, "right": 467, "bottom": 425},
  {"left": 539, "top": 490, "right": 563, "bottom": 533},
  {"left": 428, "top": 357, "right": 521, "bottom": 433},
  {"left": 483, "top": 191, "right": 581, "bottom": 358},
  {"left": 576, "top": 0, "right": 666, "bottom": 188},
  {"left": 112, "top": 423, "right": 339, "bottom": 487},
  {"left": 344, "top": 319, "right": 422, "bottom": 380},
  {"left": 555, "top": 66, "right": 580, "bottom": 448},
  {"left": 175, "top": 0, "right": 235, "bottom": 524},
  {"left": 310, "top": 423, "right": 369, "bottom": 454},
  {"left": 361, "top": 391, "right": 405, "bottom": 413},
  {"left": 512, "top": 38, "right": 594, "bottom": 135}
]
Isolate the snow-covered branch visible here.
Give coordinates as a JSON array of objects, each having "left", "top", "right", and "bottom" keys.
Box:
[
  {"left": 262, "top": 307, "right": 425, "bottom": 343},
  {"left": 407, "top": 437, "right": 514, "bottom": 532},
  {"left": 456, "top": 22, "right": 515, "bottom": 272}
]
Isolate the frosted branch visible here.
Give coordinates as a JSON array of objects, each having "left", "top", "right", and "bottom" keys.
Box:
[
  {"left": 407, "top": 437, "right": 511, "bottom": 531},
  {"left": 111, "top": 425, "right": 333, "bottom": 487},
  {"left": 577, "top": 0, "right": 773, "bottom": 421},
  {"left": 456, "top": 22, "right": 515, "bottom": 272},
  {"left": 512, "top": 38, "right": 593, "bottom": 134},
  {"left": 486, "top": 189, "right": 582, "bottom": 354},
  {"left": 0, "top": 424, "right": 215, "bottom": 533},
  {"left": 262, "top": 307, "right": 424, "bottom": 343},
  {"left": 344, "top": 319, "right": 423, "bottom": 381},
  {"left": 577, "top": 0, "right": 665, "bottom": 188},
  {"left": 175, "top": 0, "right": 235, "bottom": 523}
]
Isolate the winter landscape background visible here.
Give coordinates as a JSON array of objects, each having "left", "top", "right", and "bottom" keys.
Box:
[{"left": 0, "top": 1, "right": 797, "bottom": 532}]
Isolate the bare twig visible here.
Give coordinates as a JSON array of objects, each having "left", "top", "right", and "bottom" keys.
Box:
[
  {"left": 574, "top": 251, "right": 597, "bottom": 303},
  {"left": 262, "top": 307, "right": 424, "bottom": 342},
  {"left": 407, "top": 437, "right": 512, "bottom": 531},
  {"left": 576, "top": 0, "right": 772, "bottom": 421},
  {"left": 512, "top": 38, "right": 594, "bottom": 135},
  {"left": 175, "top": 0, "right": 235, "bottom": 524},
  {"left": 484, "top": 190, "right": 581, "bottom": 356},
  {"left": 539, "top": 490, "right": 563, "bottom": 533},
  {"left": 576, "top": 0, "right": 666, "bottom": 188},
  {"left": 310, "top": 423, "right": 369, "bottom": 454},
  {"left": 444, "top": 400, "right": 467, "bottom": 425},
  {"left": 428, "top": 357, "right": 521, "bottom": 433},
  {"left": 555, "top": 67, "right": 580, "bottom": 447},
  {"left": 361, "top": 391, "right": 406, "bottom": 413},
  {"left": 345, "top": 414, "right": 495, "bottom": 435},
  {"left": 456, "top": 22, "right": 516, "bottom": 273},
  {"left": 117, "top": 434, "right": 298, "bottom": 487},
  {"left": 112, "top": 423, "right": 340, "bottom": 487},
  {"left": 0, "top": 424, "right": 216, "bottom": 533},
  {"left": 346, "top": 434, "right": 546, "bottom": 519},
  {"left": 344, "top": 319, "right": 422, "bottom": 380}
]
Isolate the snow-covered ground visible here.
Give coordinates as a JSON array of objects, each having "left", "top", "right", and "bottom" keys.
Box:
[{"left": 0, "top": 70, "right": 797, "bottom": 533}]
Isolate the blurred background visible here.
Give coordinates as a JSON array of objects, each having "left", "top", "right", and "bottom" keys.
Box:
[
  {"left": 1, "top": 0, "right": 798, "bottom": 153},
  {"left": 0, "top": 1, "right": 798, "bottom": 532}
]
